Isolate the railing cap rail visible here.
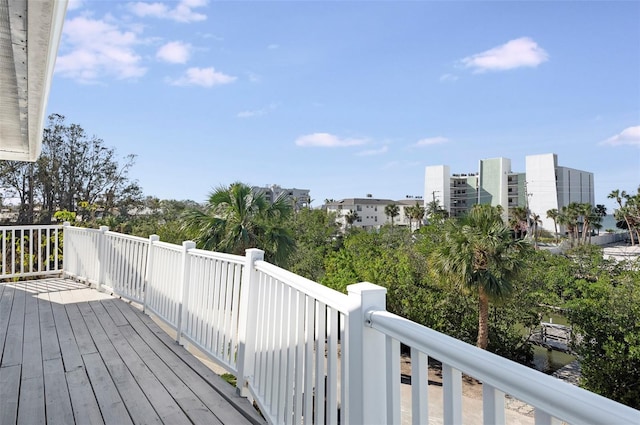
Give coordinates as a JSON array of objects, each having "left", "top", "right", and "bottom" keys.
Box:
[
  {"left": 368, "top": 309, "right": 640, "bottom": 425},
  {"left": 255, "top": 260, "right": 351, "bottom": 313}
]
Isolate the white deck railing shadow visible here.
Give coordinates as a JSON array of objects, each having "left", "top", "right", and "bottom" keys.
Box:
[{"left": 2, "top": 224, "right": 638, "bottom": 424}]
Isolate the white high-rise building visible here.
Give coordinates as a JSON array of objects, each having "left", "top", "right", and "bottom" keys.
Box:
[
  {"left": 424, "top": 153, "right": 595, "bottom": 233},
  {"left": 526, "top": 153, "right": 595, "bottom": 233}
]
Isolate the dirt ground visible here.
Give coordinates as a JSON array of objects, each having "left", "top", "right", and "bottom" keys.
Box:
[{"left": 400, "top": 355, "right": 484, "bottom": 400}]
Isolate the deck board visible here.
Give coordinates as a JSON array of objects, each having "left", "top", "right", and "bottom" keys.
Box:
[{"left": 0, "top": 278, "right": 264, "bottom": 425}]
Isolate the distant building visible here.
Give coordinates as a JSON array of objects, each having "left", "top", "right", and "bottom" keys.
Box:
[
  {"left": 424, "top": 153, "right": 594, "bottom": 233},
  {"left": 324, "top": 196, "right": 424, "bottom": 231},
  {"left": 252, "top": 184, "right": 311, "bottom": 210}
]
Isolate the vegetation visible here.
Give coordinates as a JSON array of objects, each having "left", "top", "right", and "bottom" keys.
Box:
[
  {"left": 430, "top": 205, "right": 533, "bottom": 349},
  {"left": 182, "top": 182, "right": 294, "bottom": 266},
  {"left": 0, "top": 114, "right": 142, "bottom": 224}
]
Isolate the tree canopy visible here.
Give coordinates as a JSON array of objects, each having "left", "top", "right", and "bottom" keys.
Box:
[{"left": 0, "top": 114, "right": 142, "bottom": 224}]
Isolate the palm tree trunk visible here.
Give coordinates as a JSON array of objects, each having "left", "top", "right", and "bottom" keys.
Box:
[{"left": 477, "top": 287, "right": 490, "bottom": 349}]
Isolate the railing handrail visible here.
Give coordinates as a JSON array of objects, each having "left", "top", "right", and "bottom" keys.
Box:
[
  {"left": 104, "top": 230, "right": 148, "bottom": 244},
  {"left": 189, "top": 247, "right": 245, "bottom": 265},
  {"left": 367, "top": 309, "right": 640, "bottom": 425},
  {"left": 0, "top": 224, "right": 62, "bottom": 230},
  {"left": 255, "top": 260, "right": 351, "bottom": 313}
]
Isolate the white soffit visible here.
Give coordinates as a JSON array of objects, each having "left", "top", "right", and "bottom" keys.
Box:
[{"left": 0, "top": 0, "right": 67, "bottom": 161}]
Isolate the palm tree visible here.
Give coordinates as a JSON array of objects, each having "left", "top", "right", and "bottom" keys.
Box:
[
  {"left": 594, "top": 204, "right": 607, "bottom": 235},
  {"left": 578, "top": 203, "right": 595, "bottom": 244},
  {"left": 530, "top": 212, "right": 542, "bottom": 248},
  {"left": 559, "top": 203, "right": 581, "bottom": 247},
  {"left": 509, "top": 206, "right": 528, "bottom": 239},
  {"left": 408, "top": 201, "right": 426, "bottom": 230},
  {"left": 182, "top": 182, "right": 294, "bottom": 265},
  {"left": 546, "top": 208, "right": 560, "bottom": 243},
  {"left": 608, "top": 189, "right": 635, "bottom": 245},
  {"left": 431, "top": 204, "right": 531, "bottom": 349},
  {"left": 345, "top": 209, "right": 359, "bottom": 229},
  {"left": 384, "top": 203, "right": 400, "bottom": 227}
]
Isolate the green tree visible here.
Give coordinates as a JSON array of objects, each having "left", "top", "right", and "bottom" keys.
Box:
[
  {"left": 384, "top": 203, "right": 400, "bottom": 227},
  {"left": 608, "top": 189, "right": 636, "bottom": 245},
  {"left": 546, "top": 208, "right": 560, "bottom": 243},
  {"left": 509, "top": 206, "right": 528, "bottom": 239},
  {"left": 344, "top": 209, "right": 359, "bottom": 229},
  {"left": 182, "top": 182, "right": 294, "bottom": 266},
  {"left": 529, "top": 212, "right": 542, "bottom": 248},
  {"left": 568, "top": 273, "right": 640, "bottom": 408},
  {"left": 406, "top": 201, "right": 426, "bottom": 230},
  {"left": 431, "top": 204, "right": 532, "bottom": 349},
  {"left": 286, "top": 208, "right": 340, "bottom": 281},
  {"left": 0, "top": 114, "right": 142, "bottom": 224},
  {"left": 559, "top": 203, "right": 581, "bottom": 247}
]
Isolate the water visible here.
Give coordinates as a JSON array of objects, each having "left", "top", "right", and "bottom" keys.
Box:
[
  {"left": 600, "top": 214, "right": 624, "bottom": 233},
  {"left": 532, "top": 346, "right": 575, "bottom": 374},
  {"left": 530, "top": 313, "right": 576, "bottom": 374}
]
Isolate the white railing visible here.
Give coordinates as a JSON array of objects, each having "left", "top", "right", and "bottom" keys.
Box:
[
  {"left": 2, "top": 224, "right": 638, "bottom": 424},
  {"left": 366, "top": 310, "right": 640, "bottom": 425},
  {"left": 0, "top": 224, "right": 62, "bottom": 279}
]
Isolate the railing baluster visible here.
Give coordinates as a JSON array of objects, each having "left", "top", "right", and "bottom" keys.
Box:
[
  {"left": 327, "top": 307, "right": 339, "bottom": 425},
  {"left": 483, "top": 384, "right": 505, "bottom": 425},
  {"left": 411, "top": 348, "right": 428, "bottom": 425},
  {"left": 314, "top": 301, "right": 326, "bottom": 425},
  {"left": 293, "top": 291, "right": 305, "bottom": 424},
  {"left": 386, "top": 336, "right": 401, "bottom": 425},
  {"left": 443, "top": 364, "right": 462, "bottom": 425},
  {"left": 535, "top": 409, "right": 553, "bottom": 425},
  {"left": 303, "top": 295, "right": 314, "bottom": 424}
]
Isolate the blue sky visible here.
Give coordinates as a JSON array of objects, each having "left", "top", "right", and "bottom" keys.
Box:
[{"left": 47, "top": 0, "right": 640, "bottom": 211}]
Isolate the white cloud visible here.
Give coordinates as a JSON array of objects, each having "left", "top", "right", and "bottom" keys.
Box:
[
  {"left": 156, "top": 41, "right": 192, "bottom": 64},
  {"left": 169, "top": 67, "right": 236, "bottom": 87},
  {"left": 600, "top": 126, "right": 640, "bottom": 147},
  {"left": 55, "top": 16, "right": 146, "bottom": 82},
  {"left": 356, "top": 146, "right": 389, "bottom": 156},
  {"left": 267, "top": 44, "right": 280, "bottom": 50},
  {"left": 461, "top": 37, "right": 549, "bottom": 73},
  {"left": 128, "top": 0, "right": 207, "bottom": 23},
  {"left": 439, "top": 73, "right": 459, "bottom": 82},
  {"left": 295, "top": 133, "right": 368, "bottom": 148},
  {"left": 237, "top": 103, "right": 278, "bottom": 118},
  {"left": 413, "top": 137, "right": 449, "bottom": 147}
]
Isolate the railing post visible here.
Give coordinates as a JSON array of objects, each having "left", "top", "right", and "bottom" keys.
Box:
[
  {"left": 142, "top": 235, "right": 159, "bottom": 313},
  {"left": 96, "top": 226, "right": 109, "bottom": 292},
  {"left": 346, "top": 282, "right": 388, "bottom": 425},
  {"left": 236, "top": 248, "right": 264, "bottom": 397},
  {"left": 62, "top": 222, "right": 70, "bottom": 276},
  {"left": 176, "top": 241, "right": 196, "bottom": 345}
]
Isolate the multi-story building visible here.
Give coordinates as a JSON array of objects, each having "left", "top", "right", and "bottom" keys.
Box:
[
  {"left": 324, "top": 196, "right": 424, "bottom": 231},
  {"left": 526, "top": 153, "right": 595, "bottom": 233},
  {"left": 252, "top": 184, "right": 311, "bottom": 210},
  {"left": 424, "top": 153, "right": 594, "bottom": 233}
]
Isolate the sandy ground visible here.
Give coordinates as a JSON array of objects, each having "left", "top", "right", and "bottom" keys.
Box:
[
  {"left": 399, "top": 356, "right": 535, "bottom": 425},
  {"left": 602, "top": 241, "right": 640, "bottom": 262}
]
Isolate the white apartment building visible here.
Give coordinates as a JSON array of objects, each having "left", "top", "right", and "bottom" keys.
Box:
[
  {"left": 252, "top": 184, "right": 311, "bottom": 210},
  {"left": 324, "top": 197, "right": 422, "bottom": 230},
  {"left": 424, "top": 153, "right": 594, "bottom": 233}
]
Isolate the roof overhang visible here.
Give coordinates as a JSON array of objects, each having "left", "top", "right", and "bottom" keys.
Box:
[{"left": 0, "top": 0, "right": 67, "bottom": 161}]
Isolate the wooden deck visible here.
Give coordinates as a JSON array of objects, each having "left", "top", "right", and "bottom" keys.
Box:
[{"left": 0, "top": 278, "right": 264, "bottom": 425}]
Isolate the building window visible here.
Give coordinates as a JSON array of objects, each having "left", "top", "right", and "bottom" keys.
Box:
[
  {"left": 356, "top": 205, "right": 362, "bottom": 211},
  {"left": 357, "top": 217, "right": 362, "bottom": 222},
  {"left": 375, "top": 216, "right": 377, "bottom": 222}
]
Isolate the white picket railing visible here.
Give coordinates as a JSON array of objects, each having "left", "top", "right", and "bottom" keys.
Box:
[
  {"left": 0, "top": 225, "right": 62, "bottom": 279},
  {"left": 2, "top": 223, "right": 638, "bottom": 424}
]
